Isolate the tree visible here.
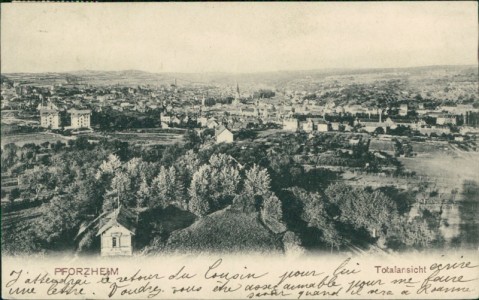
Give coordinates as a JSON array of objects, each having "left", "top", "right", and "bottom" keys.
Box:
[
  {"left": 10, "top": 188, "right": 21, "bottom": 202},
  {"left": 151, "top": 166, "right": 185, "bottom": 209},
  {"left": 261, "top": 193, "right": 283, "bottom": 222},
  {"left": 124, "top": 157, "right": 154, "bottom": 204},
  {"left": 207, "top": 154, "right": 240, "bottom": 208},
  {"left": 374, "top": 127, "right": 385, "bottom": 135},
  {"left": 136, "top": 176, "right": 150, "bottom": 209},
  {"left": 385, "top": 215, "right": 438, "bottom": 250},
  {"left": 160, "top": 144, "right": 180, "bottom": 166},
  {"left": 325, "top": 183, "right": 397, "bottom": 237},
  {"left": 1, "top": 143, "right": 18, "bottom": 172},
  {"left": 244, "top": 164, "right": 271, "bottom": 197},
  {"left": 289, "top": 187, "right": 343, "bottom": 250},
  {"left": 184, "top": 129, "right": 202, "bottom": 150},
  {"left": 188, "top": 154, "right": 240, "bottom": 216},
  {"left": 35, "top": 194, "right": 82, "bottom": 245},
  {"left": 96, "top": 154, "right": 122, "bottom": 179},
  {"left": 260, "top": 193, "right": 286, "bottom": 233},
  {"left": 103, "top": 171, "right": 132, "bottom": 211},
  {"left": 73, "top": 136, "right": 91, "bottom": 150},
  {"left": 175, "top": 150, "right": 201, "bottom": 190},
  {"left": 188, "top": 165, "right": 212, "bottom": 216},
  {"left": 19, "top": 166, "right": 51, "bottom": 199}
]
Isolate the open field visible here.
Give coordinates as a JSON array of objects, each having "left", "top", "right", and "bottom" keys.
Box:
[
  {"left": 104, "top": 131, "right": 183, "bottom": 146},
  {"left": 369, "top": 138, "right": 395, "bottom": 153},
  {"left": 1, "top": 132, "right": 74, "bottom": 148},
  {"left": 410, "top": 140, "right": 456, "bottom": 156},
  {"left": 2, "top": 205, "right": 42, "bottom": 230},
  {"left": 400, "top": 151, "right": 479, "bottom": 187},
  {"left": 400, "top": 147, "right": 479, "bottom": 249},
  {"left": 83, "top": 128, "right": 185, "bottom": 146}
]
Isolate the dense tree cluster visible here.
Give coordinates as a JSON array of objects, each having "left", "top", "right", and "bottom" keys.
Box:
[{"left": 2, "top": 127, "right": 444, "bottom": 255}]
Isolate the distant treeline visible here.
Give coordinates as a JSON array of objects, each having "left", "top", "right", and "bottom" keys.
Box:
[{"left": 91, "top": 108, "right": 162, "bottom": 130}]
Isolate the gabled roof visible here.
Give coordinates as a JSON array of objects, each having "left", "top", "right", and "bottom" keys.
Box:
[
  {"left": 96, "top": 206, "right": 137, "bottom": 236},
  {"left": 215, "top": 125, "right": 232, "bottom": 137}
]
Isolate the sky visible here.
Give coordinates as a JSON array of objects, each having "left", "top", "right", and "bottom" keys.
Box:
[{"left": 1, "top": 2, "right": 477, "bottom": 74}]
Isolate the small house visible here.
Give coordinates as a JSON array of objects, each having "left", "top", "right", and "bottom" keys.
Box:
[
  {"left": 97, "top": 206, "right": 137, "bottom": 257},
  {"left": 207, "top": 119, "right": 219, "bottom": 129},
  {"left": 302, "top": 119, "right": 314, "bottom": 133},
  {"left": 316, "top": 120, "right": 331, "bottom": 132},
  {"left": 215, "top": 125, "right": 234, "bottom": 143}
]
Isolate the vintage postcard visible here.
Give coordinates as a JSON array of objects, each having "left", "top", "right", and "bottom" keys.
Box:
[{"left": 1, "top": 2, "right": 478, "bottom": 299}]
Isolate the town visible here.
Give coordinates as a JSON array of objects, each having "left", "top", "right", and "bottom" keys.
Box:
[{"left": 2, "top": 65, "right": 478, "bottom": 256}]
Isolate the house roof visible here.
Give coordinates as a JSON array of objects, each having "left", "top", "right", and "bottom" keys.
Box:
[
  {"left": 215, "top": 125, "right": 231, "bottom": 137},
  {"left": 96, "top": 206, "right": 137, "bottom": 236},
  {"left": 68, "top": 109, "right": 91, "bottom": 114}
]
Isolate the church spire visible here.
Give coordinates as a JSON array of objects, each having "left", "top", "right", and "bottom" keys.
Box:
[{"left": 235, "top": 82, "right": 240, "bottom": 100}]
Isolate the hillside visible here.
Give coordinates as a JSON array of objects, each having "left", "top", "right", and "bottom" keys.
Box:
[{"left": 165, "top": 208, "right": 283, "bottom": 254}]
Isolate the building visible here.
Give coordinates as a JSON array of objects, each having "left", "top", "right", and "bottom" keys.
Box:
[
  {"left": 97, "top": 206, "right": 137, "bottom": 257},
  {"left": 316, "top": 120, "right": 331, "bottom": 132},
  {"left": 302, "top": 119, "right": 314, "bottom": 133},
  {"left": 198, "top": 117, "right": 208, "bottom": 127},
  {"left": 171, "top": 116, "right": 181, "bottom": 125},
  {"left": 418, "top": 126, "right": 451, "bottom": 136},
  {"left": 240, "top": 107, "right": 259, "bottom": 117},
  {"left": 207, "top": 119, "right": 219, "bottom": 129},
  {"left": 436, "top": 115, "right": 457, "bottom": 125},
  {"left": 68, "top": 109, "right": 91, "bottom": 129},
  {"left": 215, "top": 125, "right": 234, "bottom": 143},
  {"left": 39, "top": 102, "right": 61, "bottom": 129},
  {"left": 282, "top": 118, "right": 299, "bottom": 131},
  {"left": 399, "top": 104, "right": 408, "bottom": 116},
  {"left": 161, "top": 113, "right": 171, "bottom": 124}
]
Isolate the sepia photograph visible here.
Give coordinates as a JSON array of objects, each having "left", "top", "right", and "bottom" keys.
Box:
[{"left": 1, "top": 2, "right": 478, "bottom": 299}]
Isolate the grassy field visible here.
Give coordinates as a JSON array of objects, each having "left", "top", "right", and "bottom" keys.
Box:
[
  {"left": 400, "top": 151, "right": 479, "bottom": 187},
  {"left": 85, "top": 129, "right": 185, "bottom": 146},
  {"left": 2, "top": 205, "right": 42, "bottom": 230},
  {"left": 1, "top": 132, "right": 73, "bottom": 147},
  {"left": 369, "top": 138, "right": 395, "bottom": 153},
  {"left": 165, "top": 208, "right": 283, "bottom": 254},
  {"left": 399, "top": 146, "right": 479, "bottom": 249},
  {"left": 409, "top": 140, "right": 455, "bottom": 156}
]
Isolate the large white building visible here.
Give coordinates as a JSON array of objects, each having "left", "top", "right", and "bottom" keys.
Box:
[
  {"left": 282, "top": 118, "right": 299, "bottom": 131},
  {"left": 39, "top": 102, "right": 60, "bottom": 129},
  {"left": 68, "top": 109, "right": 91, "bottom": 129}
]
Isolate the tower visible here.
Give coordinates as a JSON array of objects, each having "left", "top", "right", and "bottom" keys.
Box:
[{"left": 233, "top": 82, "right": 240, "bottom": 106}]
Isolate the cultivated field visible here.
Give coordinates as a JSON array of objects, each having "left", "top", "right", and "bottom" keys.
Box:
[
  {"left": 369, "top": 138, "right": 395, "bottom": 154},
  {"left": 1, "top": 132, "right": 74, "bottom": 147},
  {"left": 85, "top": 128, "right": 185, "bottom": 146}
]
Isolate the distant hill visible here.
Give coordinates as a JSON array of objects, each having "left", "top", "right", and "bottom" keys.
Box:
[{"left": 2, "top": 64, "right": 476, "bottom": 88}]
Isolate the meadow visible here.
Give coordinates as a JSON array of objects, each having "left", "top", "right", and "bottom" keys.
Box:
[{"left": 1, "top": 132, "right": 73, "bottom": 148}]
